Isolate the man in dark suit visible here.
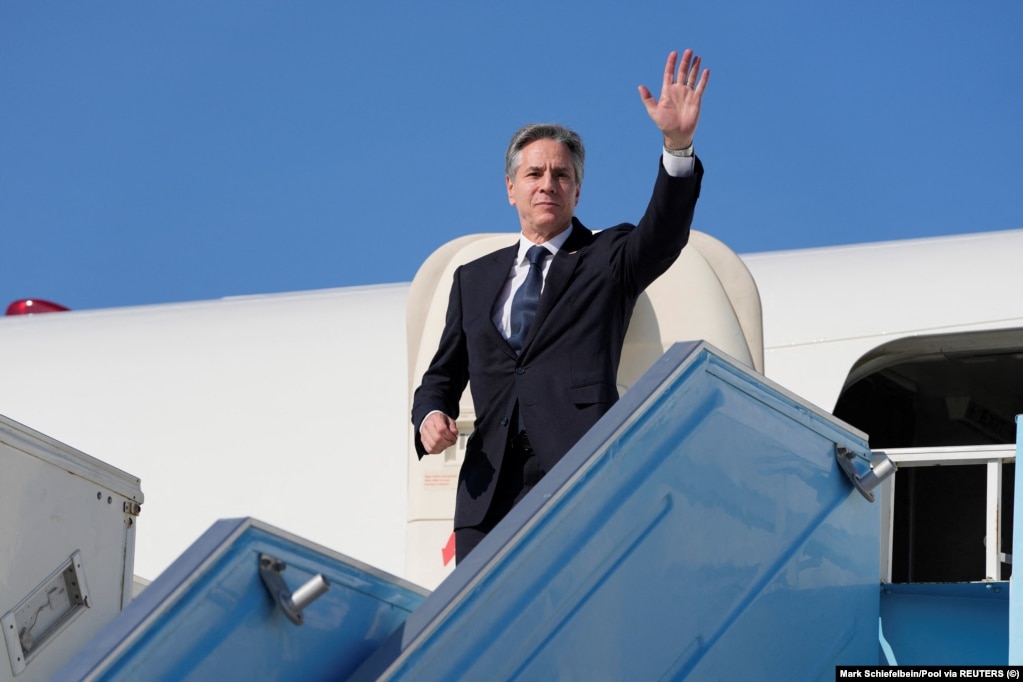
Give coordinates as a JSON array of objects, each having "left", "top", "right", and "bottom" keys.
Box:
[{"left": 412, "top": 49, "right": 709, "bottom": 563}]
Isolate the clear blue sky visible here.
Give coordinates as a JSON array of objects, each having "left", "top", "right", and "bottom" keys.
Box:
[{"left": 3, "top": 1, "right": 1020, "bottom": 310}]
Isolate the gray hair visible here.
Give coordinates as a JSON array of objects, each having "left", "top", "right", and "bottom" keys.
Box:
[{"left": 505, "top": 123, "right": 585, "bottom": 184}]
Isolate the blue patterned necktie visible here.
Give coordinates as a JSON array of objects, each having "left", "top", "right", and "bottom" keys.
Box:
[{"left": 507, "top": 245, "right": 549, "bottom": 354}]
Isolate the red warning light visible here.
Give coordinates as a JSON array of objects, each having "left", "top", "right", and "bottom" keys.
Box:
[{"left": 5, "top": 299, "right": 71, "bottom": 316}]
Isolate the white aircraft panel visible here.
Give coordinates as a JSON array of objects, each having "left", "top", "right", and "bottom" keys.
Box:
[{"left": 0, "top": 285, "right": 412, "bottom": 584}]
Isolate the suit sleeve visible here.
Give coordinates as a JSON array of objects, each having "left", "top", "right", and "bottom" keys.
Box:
[
  {"left": 410, "top": 267, "right": 470, "bottom": 458},
  {"left": 610, "top": 155, "right": 704, "bottom": 295}
]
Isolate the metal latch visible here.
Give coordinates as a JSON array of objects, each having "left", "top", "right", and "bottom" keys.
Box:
[
  {"left": 835, "top": 446, "right": 897, "bottom": 503},
  {"left": 2, "top": 551, "right": 91, "bottom": 675},
  {"left": 258, "top": 554, "right": 330, "bottom": 626}
]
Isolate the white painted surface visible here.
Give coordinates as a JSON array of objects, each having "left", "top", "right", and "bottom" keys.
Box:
[
  {"left": 742, "top": 229, "right": 1023, "bottom": 410},
  {"left": 0, "top": 285, "right": 411, "bottom": 583}
]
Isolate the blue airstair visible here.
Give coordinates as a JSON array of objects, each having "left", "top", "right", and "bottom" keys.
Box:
[{"left": 57, "top": 342, "right": 1016, "bottom": 680}]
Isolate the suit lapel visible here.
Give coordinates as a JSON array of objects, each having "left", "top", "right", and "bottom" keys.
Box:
[
  {"left": 479, "top": 244, "right": 519, "bottom": 357},
  {"left": 522, "top": 220, "right": 593, "bottom": 353}
]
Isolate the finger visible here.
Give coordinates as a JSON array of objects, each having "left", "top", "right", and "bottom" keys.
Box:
[
  {"left": 686, "top": 55, "right": 702, "bottom": 87},
  {"left": 662, "top": 51, "right": 678, "bottom": 92},
  {"left": 677, "top": 48, "right": 694, "bottom": 85},
  {"left": 694, "top": 67, "right": 710, "bottom": 96},
  {"left": 425, "top": 423, "right": 456, "bottom": 453},
  {"left": 431, "top": 414, "right": 454, "bottom": 435},
  {"left": 423, "top": 430, "right": 442, "bottom": 453},
  {"left": 429, "top": 438, "right": 454, "bottom": 455},
  {"left": 430, "top": 432, "right": 455, "bottom": 452},
  {"left": 425, "top": 414, "right": 453, "bottom": 441},
  {"left": 638, "top": 84, "right": 657, "bottom": 113}
]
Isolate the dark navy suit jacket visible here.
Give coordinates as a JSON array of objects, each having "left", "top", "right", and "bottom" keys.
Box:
[{"left": 412, "top": 157, "right": 703, "bottom": 529}]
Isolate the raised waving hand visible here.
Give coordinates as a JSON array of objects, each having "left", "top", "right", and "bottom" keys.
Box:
[{"left": 638, "top": 49, "right": 709, "bottom": 150}]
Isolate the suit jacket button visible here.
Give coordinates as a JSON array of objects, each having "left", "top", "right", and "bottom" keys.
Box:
[
  {"left": 515, "top": 367, "right": 525, "bottom": 375},
  {"left": 501, "top": 418, "right": 509, "bottom": 426}
]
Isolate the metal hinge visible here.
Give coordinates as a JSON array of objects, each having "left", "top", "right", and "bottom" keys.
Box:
[
  {"left": 835, "top": 446, "right": 897, "bottom": 503},
  {"left": 258, "top": 554, "right": 330, "bottom": 626}
]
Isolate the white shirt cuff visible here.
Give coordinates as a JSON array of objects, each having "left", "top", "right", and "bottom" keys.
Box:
[{"left": 662, "top": 147, "right": 695, "bottom": 177}]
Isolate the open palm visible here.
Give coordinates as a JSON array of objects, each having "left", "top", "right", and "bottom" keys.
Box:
[{"left": 638, "top": 49, "right": 709, "bottom": 150}]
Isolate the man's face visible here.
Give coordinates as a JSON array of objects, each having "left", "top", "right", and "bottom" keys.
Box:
[{"left": 506, "top": 139, "right": 581, "bottom": 242}]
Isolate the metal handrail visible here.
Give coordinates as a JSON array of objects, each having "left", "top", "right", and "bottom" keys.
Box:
[{"left": 878, "top": 444, "right": 1016, "bottom": 582}]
